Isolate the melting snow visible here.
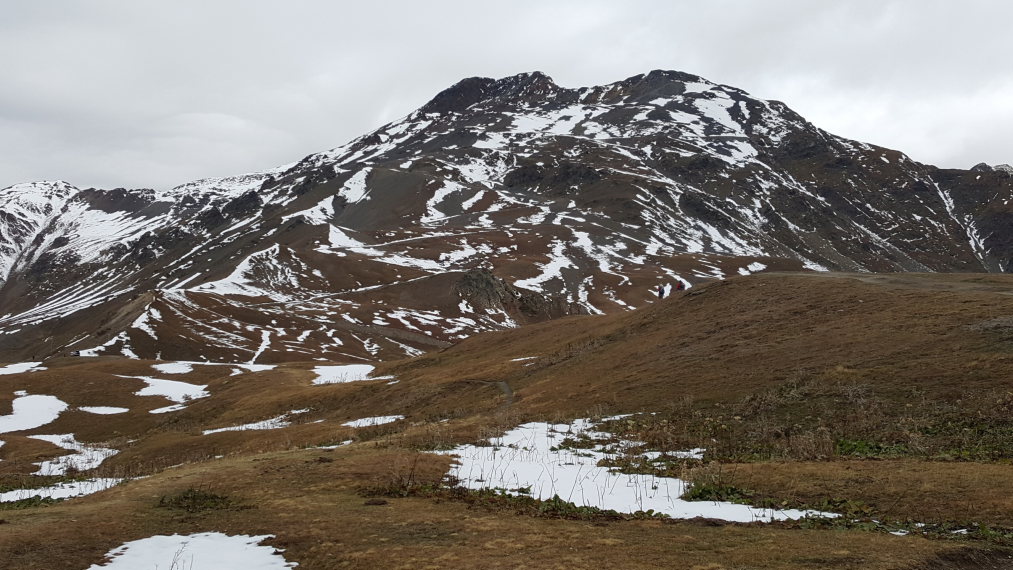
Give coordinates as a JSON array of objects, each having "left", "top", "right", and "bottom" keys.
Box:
[
  {"left": 29, "top": 433, "right": 118, "bottom": 475},
  {"left": 151, "top": 362, "right": 194, "bottom": 375},
  {"left": 0, "top": 478, "right": 124, "bottom": 502},
  {"left": 340, "top": 168, "right": 371, "bottom": 203},
  {"left": 202, "top": 409, "right": 308, "bottom": 435},
  {"left": 0, "top": 362, "right": 45, "bottom": 374},
  {"left": 85, "top": 533, "right": 297, "bottom": 570},
  {"left": 342, "top": 415, "right": 404, "bottom": 428},
  {"left": 513, "top": 240, "right": 575, "bottom": 292},
  {"left": 737, "top": 262, "right": 767, "bottom": 276},
  {"left": 311, "top": 364, "right": 387, "bottom": 385},
  {"left": 117, "top": 375, "right": 209, "bottom": 405},
  {"left": 79, "top": 406, "right": 129, "bottom": 415},
  {"left": 0, "top": 394, "right": 68, "bottom": 433},
  {"left": 439, "top": 419, "right": 833, "bottom": 522}
]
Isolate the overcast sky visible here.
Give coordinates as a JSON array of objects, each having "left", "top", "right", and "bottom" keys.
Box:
[{"left": 1, "top": 0, "right": 1010, "bottom": 190}]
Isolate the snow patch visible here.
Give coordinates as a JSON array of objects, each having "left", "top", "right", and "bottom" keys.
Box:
[
  {"left": 0, "top": 394, "right": 68, "bottom": 433},
  {"left": 311, "top": 364, "right": 388, "bottom": 385},
  {"left": 151, "top": 362, "right": 194, "bottom": 375},
  {"left": 0, "top": 362, "right": 44, "bottom": 375},
  {"left": 0, "top": 478, "right": 125, "bottom": 503},
  {"left": 85, "top": 533, "right": 297, "bottom": 570},
  {"left": 202, "top": 409, "right": 308, "bottom": 435},
  {"left": 440, "top": 419, "right": 833, "bottom": 522},
  {"left": 342, "top": 415, "right": 404, "bottom": 428},
  {"left": 117, "top": 375, "right": 209, "bottom": 404},
  {"left": 29, "top": 433, "right": 118, "bottom": 475},
  {"left": 79, "top": 406, "right": 129, "bottom": 415}
]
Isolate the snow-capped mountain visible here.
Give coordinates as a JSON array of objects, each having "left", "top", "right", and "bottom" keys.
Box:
[{"left": 1, "top": 70, "right": 1011, "bottom": 363}]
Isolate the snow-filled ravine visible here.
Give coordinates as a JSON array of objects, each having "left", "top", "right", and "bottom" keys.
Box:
[
  {"left": 438, "top": 418, "right": 834, "bottom": 523},
  {"left": 86, "top": 533, "right": 297, "bottom": 569}
]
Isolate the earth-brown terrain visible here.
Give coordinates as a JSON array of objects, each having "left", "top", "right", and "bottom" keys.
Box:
[{"left": 3, "top": 272, "right": 1013, "bottom": 568}]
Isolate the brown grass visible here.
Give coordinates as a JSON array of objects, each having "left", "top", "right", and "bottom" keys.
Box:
[
  {"left": 714, "top": 460, "right": 1013, "bottom": 527},
  {"left": 4, "top": 273, "right": 1013, "bottom": 567},
  {"left": 0, "top": 444, "right": 1000, "bottom": 570}
]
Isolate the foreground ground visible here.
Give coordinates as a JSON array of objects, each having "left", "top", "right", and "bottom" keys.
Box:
[{"left": 3, "top": 272, "right": 1013, "bottom": 568}]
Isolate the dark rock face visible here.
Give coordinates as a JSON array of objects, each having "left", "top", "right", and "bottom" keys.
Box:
[
  {"left": 421, "top": 77, "right": 499, "bottom": 114},
  {"left": 454, "top": 269, "right": 587, "bottom": 322},
  {"left": 222, "top": 190, "right": 263, "bottom": 219}
]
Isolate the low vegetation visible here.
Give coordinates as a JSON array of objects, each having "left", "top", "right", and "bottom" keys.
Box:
[{"left": 4, "top": 273, "right": 1013, "bottom": 568}]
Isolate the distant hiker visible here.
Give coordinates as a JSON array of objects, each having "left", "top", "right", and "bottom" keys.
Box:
[
  {"left": 675, "top": 281, "right": 686, "bottom": 292},
  {"left": 656, "top": 284, "right": 666, "bottom": 299}
]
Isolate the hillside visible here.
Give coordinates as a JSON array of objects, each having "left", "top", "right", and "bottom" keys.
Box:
[
  {"left": 3, "top": 272, "right": 1013, "bottom": 568},
  {"left": 1, "top": 70, "right": 1012, "bottom": 365}
]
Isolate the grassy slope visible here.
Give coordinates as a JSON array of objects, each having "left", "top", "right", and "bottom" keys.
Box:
[
  {"left": 3, "top": 272, "right": 1013, "bottom": 568},
  {"left": 391, "top": 271, "right": 1013, "bottom": 414}
]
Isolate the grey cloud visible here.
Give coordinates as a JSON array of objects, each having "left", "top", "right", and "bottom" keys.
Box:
[{"left": 1, "top": 0, "right": 1010, "bottom": 190}]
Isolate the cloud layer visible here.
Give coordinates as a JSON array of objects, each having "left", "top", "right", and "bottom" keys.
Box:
[{"left": 1, "top": 0, "right": 1010, "bottom": 190}]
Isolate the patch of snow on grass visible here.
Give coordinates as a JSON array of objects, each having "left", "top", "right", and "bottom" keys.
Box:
[
  {"left": 202, "top": 409, "right": 308, "bottom": 435},
  {"left": 0, "top": 478, "right": 125, "bottom": 502},
  {"left": 118, "top": 375, "right": 209, "bottom": 403},
  {"left": 439, "top": 419, "right": 833, "bottom": 522},
  {"left": 342, "top": 415, "right": 404, "bottom": 428},
  {"left": 0, "top": 362, "right": 44, "bottom": 374},
  {"left": 79, "top": 406, "right": 129, "bottom": 415},
  {"left": 737, "top": 261, "right": 768, "bottom": 276},
  {"left": 318, "top": 440, "right": 353, "bottom": 449},
  {"left": 249, "top": 329, "right": 272, "bottom": 364},
  {"left": 29, "top": 434, "right": 118, "bottom": 475},
  {"left": 0, "top": 394, "right": 68, "bottom": 433},
  {"left": 149, "top": 404, "right": 185, "bottom": 414},
  {"left": 311, "top": 364, "right": 387, "bottom": 385},
  {"left": 152, "top": 362, "right": 194, "bottom": 375},
  {"left": 85, "top": 533, "right": 297, "bottom": 570},
  {"left": 513, "top": 240, "right": 575, "bottom": 292}
]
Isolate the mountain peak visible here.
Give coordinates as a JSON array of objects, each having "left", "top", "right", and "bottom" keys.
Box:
[
  {"left": 420, "top": 71, "right": 559, "bottom": 114},
  {"left": 2, "top": 69, "right": 1013, "bottom": 364},
  {"left": 0, "top": 179, "right": 77, "bottom": 197}
]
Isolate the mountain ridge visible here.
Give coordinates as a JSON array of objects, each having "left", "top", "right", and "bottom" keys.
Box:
[{"left": 0, "top": 69, "right": 1011, "bottom": 363}]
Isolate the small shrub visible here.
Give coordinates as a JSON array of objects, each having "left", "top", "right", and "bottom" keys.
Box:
[{"left": 157, "top": 486, "right": 240, "bottom": 513}]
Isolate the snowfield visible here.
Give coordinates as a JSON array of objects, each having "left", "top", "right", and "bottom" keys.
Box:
[
  {"left": 440, "top": 418, "right": 834, "bottom": 522},
  {"left": 311, "top": 363, "right": 389, "bottom": 385},
  {"left": 0, "top": 478, "right": 124, "bottom": 502},
  {"left": 0, "top": 393, "right": 68, "bottom": 433},
  {"left": 86, "top": 533, "right": 297, "bottom": 569}
]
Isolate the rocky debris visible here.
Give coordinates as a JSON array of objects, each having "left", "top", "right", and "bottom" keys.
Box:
[
  {"left": 222, "top": 190, "right": 263, "bottom": 219},
  {"left": 454, "top": 269, "right": 587, "bottom": 322}
]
